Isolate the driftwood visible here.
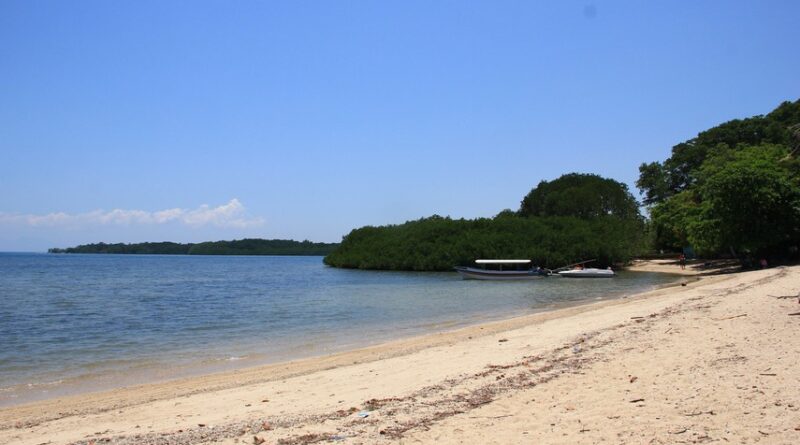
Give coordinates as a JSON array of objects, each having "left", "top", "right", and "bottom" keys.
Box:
[
  {"left": 788, "top": 312, "right": 800, "bottom": 316},
  {"left": 713, "top": 313, "right": 747, "bottom": 321},
  {"left": 769, "top": 294, "right": 799, "bottom": 299}
]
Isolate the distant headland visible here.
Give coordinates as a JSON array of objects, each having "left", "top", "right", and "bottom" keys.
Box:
[{"left": 48, "top": 239, "right": 339, "bottom": 256}]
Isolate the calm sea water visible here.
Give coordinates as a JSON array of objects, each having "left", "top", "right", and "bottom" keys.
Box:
[{"left": 0, "top": 253, "right": 678, "bottom": 406}]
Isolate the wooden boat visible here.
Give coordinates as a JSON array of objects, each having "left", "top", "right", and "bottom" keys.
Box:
[
  {"left": 454, "top": 259, "right": 550, "bottom": 280},
  {"left": 557, "top": 267, "right": 615, "bottom": 278}
]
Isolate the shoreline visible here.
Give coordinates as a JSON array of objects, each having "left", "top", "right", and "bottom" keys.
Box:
[
  {"left": 2, "top": 272, "right": 698, "bottom": 416},
  {"left": 3, "top": 267, "right": 710, "bottom": 429},
  {"left": 0, "top": 269, "right": 678, "bottom": 410},
  {"left": 4, "top": 264, "right": 798, "bottom": 444}
]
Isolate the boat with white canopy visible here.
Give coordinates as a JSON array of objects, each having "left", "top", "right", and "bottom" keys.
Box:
[{"left": 454, "top": 259, "right": 550, "bottom": 280}]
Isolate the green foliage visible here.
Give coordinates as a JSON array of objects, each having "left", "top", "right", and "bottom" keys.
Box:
[
  {"left": 642, "top": 99, "right": 800, "bottom": 258},
  {"left": 188, "top": 239, "right": 338, "bottom": 255},
  {"left": 647, "top": 191, "right": 702, "bottom": 252},
  {"left": 519, "top": 173, "right": 640, "bottom": 220},
  {"left": 636, "top": 161, "right": 671, "bottom": 206},
  {"left": 688, "top": 146, "right": 800, "bottom": 256},
  {"left": 323, "top": 215, "right": 643, "bottom": 271},
  {"left": 49, "top": 239, "right": 339, "bottom": 256},
  {"left": 325, "top": 173, "right": 646, "bottom": 271},
  {"left": 48, "top": 242, "right": 190, "bottom": 254},
  {"left": 638, "top": 100, "right": 800, "bottom": 203}
]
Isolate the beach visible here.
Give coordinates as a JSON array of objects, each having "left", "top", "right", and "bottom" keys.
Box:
[{"left": 2, "top": 263, "right": 799, "bottom": 444}]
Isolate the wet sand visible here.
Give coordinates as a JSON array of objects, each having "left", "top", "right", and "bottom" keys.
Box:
[{"left": 2, "top": 262, "right": 798, "bottom": 444}]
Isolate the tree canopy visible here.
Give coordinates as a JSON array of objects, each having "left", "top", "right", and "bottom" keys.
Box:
[
  {"left": 324, "top": 173, "right": 645, "bottom": 271},
  {"left": 637, "top": 100, "right": 800, "bottom": 205},
  {"left": 638, "top": 99, "right": 800, "bottom": 259},
  {"left": 519, "top": 173, "right": 640, "bottom": 220}
]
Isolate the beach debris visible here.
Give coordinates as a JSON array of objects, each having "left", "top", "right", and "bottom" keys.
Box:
[
  {"left": 759, "top": 373, "right": 777, "bottom": 376},
  {"left": 629, "top": 398, "right": 645, "bottom": 403},
  {"left": 788, "top": 312, "right": 800, "bottom": 316},
  {"left": 769, "top": 293, "right": 799, "bottom": 299},
  {"left": 713, "top": 313, "right": 747, "bottom": 321},
  {"left": 683, "top": 410, "right": 715, "bottom": 416},
  {"left": 330, "top": 435, "right": 347, "bottom": 441},
  {"left": 262, "top": 421, "right": 272, "bottom": 430},
  {"left": 280, "top": 433, "right": 328, "bottom": 444},
  {"left": 356, "top": 410, "right": 370, "bottom": 418},
  {"left": 498, "top": 338, "right": 508, "bottom": 343},
  {"left": 670, "top": 428, "right": 688, "bottom": 434},
  {"left": 198, "top": 424, "right": 206, "bottom": 427},
  {"left": 363, "top": 397, "right": 401, "bottom": 411},
  {"left": 253, "top": 435, "right": 266, "bottom": 444},
  {"left": 629, "top": 376, "right": 638, "bottom": 383}
]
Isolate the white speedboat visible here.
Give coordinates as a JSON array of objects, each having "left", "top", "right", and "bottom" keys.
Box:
[
  {"left": 454, "top": 259, "right": 549, "bottom": 280},
  {"left": 558, "top": 268, "right": 615, "bottom": 278}
]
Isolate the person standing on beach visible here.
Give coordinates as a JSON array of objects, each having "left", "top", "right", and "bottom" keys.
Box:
[{"left": 679, "top": 253, "right": 686, "bottom": 270}]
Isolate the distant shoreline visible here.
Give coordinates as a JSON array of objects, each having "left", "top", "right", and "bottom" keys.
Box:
[{"left": 48, "top": 238, "right": 339, "bottom": 256}]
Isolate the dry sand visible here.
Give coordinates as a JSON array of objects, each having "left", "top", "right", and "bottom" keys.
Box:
[{"left": 2, "top": 263, "right": 799, "bottom": 444}]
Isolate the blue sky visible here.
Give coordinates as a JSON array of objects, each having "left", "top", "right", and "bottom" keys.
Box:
[{"left": 1, "top": 1, "right": 798, "bottom": 251}]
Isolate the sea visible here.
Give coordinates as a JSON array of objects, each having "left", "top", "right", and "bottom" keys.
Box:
[{"left": 0, "top": 253, "right": 679, "bottom": 407}]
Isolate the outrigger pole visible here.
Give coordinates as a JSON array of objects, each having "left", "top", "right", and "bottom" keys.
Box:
[{"left": 551, "top": 259, "right": 597, "bottom": 273}]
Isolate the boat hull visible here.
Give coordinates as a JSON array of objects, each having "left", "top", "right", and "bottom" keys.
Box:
[
  {"left": 557, "top": 268, "right": 615, "bottom": 278},
  {"left": 455, "top": 266, "right": 547, "bottom": 280}
]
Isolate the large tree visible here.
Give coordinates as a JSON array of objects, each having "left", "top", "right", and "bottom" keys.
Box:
[
  {"left": 637, "top": 100, "right": 800, "bottom": 205},
  {"left": 688, "top": 145, "right": 800, "bottom": 256},
  {"left": 640, "top": 99, "right": 800, "bottom": 259},
  {"left": 519, "top": 173, "right": 640, "bottom": 220}
]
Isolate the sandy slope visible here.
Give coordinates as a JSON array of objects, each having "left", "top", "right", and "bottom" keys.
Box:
[{"left": 1, "top": 265, "right": 798, "bottom": 445}]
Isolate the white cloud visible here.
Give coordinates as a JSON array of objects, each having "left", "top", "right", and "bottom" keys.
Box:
[{"left": 0, "top": 199, "right": 265, "bottom": 229}]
